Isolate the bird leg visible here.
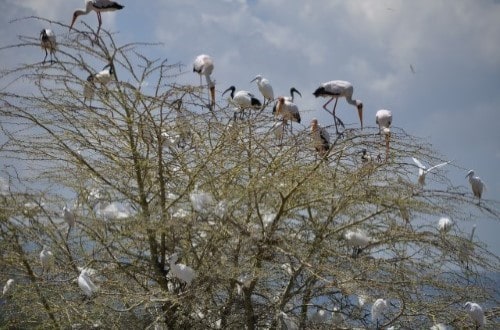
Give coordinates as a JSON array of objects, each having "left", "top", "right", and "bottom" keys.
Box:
[
  {"left": 43, "top": 49, "right": 48, "bottom": 64},
  {"left": 323, "top": 98, "right": 343, "bottom": 136}
]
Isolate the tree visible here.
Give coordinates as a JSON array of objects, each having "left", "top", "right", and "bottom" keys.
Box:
[{"left": 0, "top": 18, "right": 498, "bottom": 329}]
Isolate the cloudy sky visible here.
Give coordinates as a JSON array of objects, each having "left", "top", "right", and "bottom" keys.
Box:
[{"left": 1, "top": 0, "right": 499, "bottom": 254}]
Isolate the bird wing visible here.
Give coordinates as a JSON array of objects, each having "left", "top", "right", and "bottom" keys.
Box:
[
  {"left": 426, "top": 161, "right": 450, "bottom": 173},
  {"left": 412, "top": 157, "right": 425, "bottom": 169}
]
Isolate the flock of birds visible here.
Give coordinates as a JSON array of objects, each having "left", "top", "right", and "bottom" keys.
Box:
[{"left": 19, "top": 0, "right": 489, "bottom": 327}]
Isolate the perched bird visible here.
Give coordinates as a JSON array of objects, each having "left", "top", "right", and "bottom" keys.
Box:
[
  {"left": 313, "top": 80, "right": 363, "bottom": 136},
  {"left": 2, "top": 279, "right": 14, "bottom": 296},
  {"left": 430, "top": 323, "right": 449, "bottom": 330},
  {"left": 193, "top": 54, "right": 215, "bottom": 109},
  {"left": 93, "top": 64, "right": 114, "bottom": 85},
  {"left": 189, "top": 187, "right": 214, "bottom": 214},
  {"left": 412, "top": 157, "right": 450, "bottom": 187},
  {"left": 250, "top": 75, "right": 274, "bottom": 106},
  {"left": 272, "top": 87, "right": 302, "bottom": 114},
  {"left": 371, "top": 298, "right": 388, "bottom": 327},
  {"left": 375, "top": 109, "right": 392, "bottom": 161},
  {"left": 275, "top": 96, "right": 301, "bottom": 134},
  {"left": 168, "top": 253, "right": 195, "bottom": 287},
  {"left": 70, "top": 0, "right": 125, "bottom": 39},
  {"left": 40, "top": 29, "right": 57, "bottom": 63},
  {"left": 464, "top": 302, "right": 485, "bottom": 329},
  {"left": 466, "top": 170, "right": 485, "bottom": 205},
  {"left": 310, "top": 118, "right": 330, "bottom": 157},
  {"left": 83, "top": 75, "right": 95, "bottom": 105},
  {"left": 222, "top": 86, "right": 261, "bottom": 120},
  {"left": 438, "top": 217, "right": 453, "bottom": 233},
  {"left": 279, "top": 311, "right": 299, "bottom": 330},
  {"left": 310, "top": 309, "right": 328, "bottom": 324},
  {"left": 344, "top": 229, "right": 371, "bottom": 257},
  {"left": 78, "top": 267, "right": 98, "bottom": 297},
  {"left": 360, "top": 148, "right": 374, "bottom": 163},
  {"left": 63, "top": 206, "right": 76, "bottom": 240},
  {"left": 40, "top": 245, "right": 54, "bottom": 275}
]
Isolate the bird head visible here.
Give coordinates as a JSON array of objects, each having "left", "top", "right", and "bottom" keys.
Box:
[
  {"left": 70, "top": 11, "right": 81, "bottom": 31},
  {"left": 290, "top": 87, "right": 302, "bottom": 99},
  {"left": 275, "top": 97, "right": 285, "bottom": 115},
  {"left": 465, "top": 170, "right": 475, "bottom": 178},
  {"left": 250, "top": 75, "right": 262, "bottom": 83},
  {"left": 357, "top": 102, "right": 363, "bottom": 129},
  {"left": 310, "top": 118, "right": 319, "bottom": 131},
  {"left": 222, "top": 86, "right": 235, "bottom": 98},
  {"left": 40, "top": 29, "right": 47, "bottom": 38}
]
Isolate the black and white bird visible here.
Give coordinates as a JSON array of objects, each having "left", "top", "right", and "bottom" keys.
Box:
[
  {"left": 412, "top": 157, "right": 450, "bottom": 187},
  {"left": 466, "top": 170, "right": 485, "bottom": 205},
  {"left": 40, "top": 29, "right": 57, "bottom": 63},
  {"left": 310, "top": 118, "right": 330, "bottom": 158},
  {"left": 313, "top": 80, "right": 363, "bottom": 135},
  {"left": 250, "top": 74, "right": 274, "bottom": 106},
  {"left": 193, "top": 54, "right": 215, "bottom": 109},
  {"left": 375, "top": 109, "right": 392, "bottom": 161},
  {"left": 70, "top": 0, "right": 124, "bottom": 39},
  {"left": 272, "top": 87, "right": 301, "bottom": 114},
  {"left": 464, "top": 302, "right": 485, "bottom": 329},
  {"left": 360, "top": 148, "right": 374, "bottom": 163},
  {"left": 222, "top": 86, "right": 261, "bottom": 120}
]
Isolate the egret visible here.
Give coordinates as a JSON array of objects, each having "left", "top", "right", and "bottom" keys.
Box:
[
  {"left": 464, "top": 302, "right": 485, "bottom": 329},
  {"left": 3, "top": 279, "right": 14, "bottom": 296},
  {"left": 40, "top": 29, "right": 56, "bottom": 63},
  {"left": 344, "top": 229, "right": 371, "bottom": 257},
  {"left": 430, "top": 323, "right": 449, "bottom": 330},
  {"left": 466, "top": 170, "right": 485, "bottom": 205},
  {"left": 275, "top": 96, "right": 301, "bottom": 135},
  {"left": 375, "top": 109, "right": 392, "bottom": 161},
  {"left": 250, "top": 74, "right": 274, "bottom": 106},
  {"left": 310, "top": 118, "right": 330, "bottom": 158},
  {"left": 412, "top": 157, "right": 450, "bottom": 187},
  {"left": 371, "top": 298, "right": 388, "bottom": 328},
  {"left": 222, "top": 86, "right": 261, "bottom": 120},
  {"left": 168, "top": 253, "right": 195, "bottom": 287},
  {"left": 189, "top": 189, "right": 214, "bottom": 214},
  {"left": 70, "top": 0, "right": 125, "bottom": 40},
  {"left": 313, "top": 80, "right": 363, "bottom": 136},
  {"left": 78, "top": 267, "right": 98, "bottom": 297},
  {"left": 40, "top": 245, "right": 54, "bottom": 275},
  {"left": 438, "top": 217, "right": 453, "bottom": 233},
  {"left": 63, "top": 205, "right": 76, "bottom": 240},
  {"left": 83, "top": 75, "right": 95, "bottom": 105},
  {"left": 193, "top": 54, "right": 215, "bottom": 109}
]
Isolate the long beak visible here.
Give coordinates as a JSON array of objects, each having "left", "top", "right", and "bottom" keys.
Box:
[
  {"left": 69, "top": 16, "right": 77, "bottom": 31},
  {"left": 250, "top": 77, "right": 257, "bottom": 83},
  {"left": 357, "top": 105, "right": 363, "bottom": 129},
  {"left": 222, "top": 87, "right": 231, "bottom": 97}
]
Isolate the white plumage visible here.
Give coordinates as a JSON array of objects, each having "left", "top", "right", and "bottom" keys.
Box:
[
  {"left": 193, "top": 54, "right": 215, "bottom": 108},
  {"left": 310, "top": 309, "right": 328, "bottom": 324},
  {"left": 168, "top": 253, "right": 195, "bottom": 286},
  {"left": 63, "top": 206, "right": 76, "bottom": 228},
  {"left": 275, "top": 96, "right": 301, "bottom": 125},
  {"left": 464, "top": 301, "right": 485, "bottom": 329},
  {"left": 78, "top": 268, "right": 98, "bottom": 297},
  {"left": 310, "top": 118, "right": 330, "bottom": 157},
  {"left": 371, "top": 298, "right": 388, "bottom": 325},
  {"left": 40, "top": 245, "right": 54, "bottom": 274},
  {"left": 375, "top": 109, "right": 392, "bottom": 134},
  {"left": 40, "top": 29, "right": 56, "bottom": 63},
  {"left": 70, "top": 0, "right": 125, "bottom": 39},
  {"left": 438, "top": 217, "right": 453, "bottom": 233},
  {"left": 430, "top": 323, "right": 449, "bottom": 330},
  {"left": 250, "top": 74, "right": 274, "bottom": 105},
  {"left": 190, "top": 189, "right": 214, "bottom": 214},
  {"left": 344, "top": 229, "right": 371, "bottom": 248},
  {"left": 412, "top": 157, "right": 450, "bottom": 187},
  {"left": 3, "top": 279, "right": 14, "bottom": 296},
  {"left": 466, "top": 170, "right": 485, "bottom": 204},
  {"left": 94, "top": 64, "right": 114, "bottom": 85},
  {"left": 222, "top": 86, "right": 262, "bottom": 119}
]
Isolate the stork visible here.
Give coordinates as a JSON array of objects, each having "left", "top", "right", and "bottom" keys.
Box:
[
  {"left": 272, "top": 87, "right": 301, "bottom": 114},
  {"left": 412, "top": 157, "right": 450, "bottom": 187},
  {"left": 466, "top": 170, "right": 485, "bottom": 205},
  {"left": 275, "top": 96, "right": 301, "bottom": 135},
  {"left": 313, "top": 80, "right": 363, "bottom": 136},
  {"left": 222, "top": 86, "right": 261, "bottom": 120},
  {"left": 40, "top": 29, "right": 56, "bottom": 63},
  {"left": 70, "top": 0, "right": 124, "bottom": 40},
  {"left": 193, "top": 54, "right": 215, "bottom": 110},
  {"left": 250, "top": 74, "right": 274, "bottom": 107},
  {"left": 375, "top": 109, "right": 392, "bottom": 161},
  {"left": 464, "top": 302, "right": 485, "bottom": 329},
  {"left": 310, "top": 118, "right": 330, "bottom": 158}
]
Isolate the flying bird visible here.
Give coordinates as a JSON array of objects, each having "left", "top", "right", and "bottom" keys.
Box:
[
  {"left": 310, "top": 118, "right": 330, "bottom": 158},
  {"left": 78, "top": 267, "right": 98, "bottom": 297},
  {"left": 40, "top": 29, "right": 57, "bottom": 63},
  {"left": 193, "top": 54, "right": 215, "bottom": 109},
  {"left": 168, "top": 253, "right": 196, "bottom": 287},
  {"left": 250, "top": 75, "right": 274, "bottom": 106},
  {"left": 70, "top": 0, "right": 125, "bottom": 39},
  {"left": 464, "top": 302, "right": 485, "bottom": 329},
  {"left": 466, "top": 170, "right": 485, "bottom": 205},
  {"left": 412, "top": 157, "right": 450, "bottom": 187},
  {"left": 313, "top": 80, "right": 363, "bottom": 136},
  {"left": 222, "top": 86, "right": 261, "bottom": 120},
  {"left": 376, "top": 109, "right": 392, "bottom": 161}
]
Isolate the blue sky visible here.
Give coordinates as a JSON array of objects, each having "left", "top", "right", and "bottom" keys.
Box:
[{"left": 1, "top": 0, "right": 499, "bottom": 254}]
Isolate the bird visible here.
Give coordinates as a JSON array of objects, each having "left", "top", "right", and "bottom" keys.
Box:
[
  {"left": 344, "top": 229, "right": 371, "bottom": 257},
  {"left": 40, "top": 29, "right": 56, "bottom": 63},
  {"left": 83, "top": 75, "right": 95, "bottom": 105},
  {"left": 464, "top": 302, "right": 485, "bottom": 329},
  {"left": 168, "top": 253, "right": 196, "bottom": 287},
  {"left": 193, "top": 54, "right": 215, "bottom": 109},
  {"left": 466, "top": 170, "right": 485, "bottom": 205},
  {"left": 93, "top": 64, "right": 114, "bottom": 85},
  {"left": 310, "top": 118, "right": 330, "bottom": 158},
  {"left": 310, "top": 309, "right": 328, "bottom": 324},
  {"left": 430, "top": 323, "right": 449, "bottom": 330},
  {"left": 189, "top": 189, "right": 214, "bottom": 214},
  {"left": 360, "top": 148, "right": 374, "bottom": 163},
  {"left": 222, "top": 86, "right": 262, "bottom": 120},
  {"left": 275, "top": 96, "right": 301, "bottom": 135},
  {"left": 313, "top": 80, "right": 363, "bottom": 136},
  {"left": 40, "top": 245, "right": 54, "bottom": 275},
  {"left": 438, "top": 217, "right": 453, "bottom": 233},
  {"left": 411, "top": 157, "right": 450, "bottom": 187},
  {"left": 63, "top": 206, "right": 76, "bottom": 239},
  {"left": 272, "top": 87, "right": 302, "bottom": 114},
  {"left": 250, "top": 75, "right": 274, "bottom": 106},
  {"left": 70, "top": 0, "right": 125, "bottom": 40},
  {"left": 2, "top": 279, "right": 14, "bottom": 296},
  {"left": 78, "top": 267, "right": 98, "bottom": 297},
  {"left": 371, "top": 298, "right": 388, "bottom": 328},
  {"left": 375, "top": 109, "right": 392, "bottom": 161}
]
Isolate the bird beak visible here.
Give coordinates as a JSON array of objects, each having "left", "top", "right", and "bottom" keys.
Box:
[
  {"left": 69, "top": 16, "right": 77, "bottom": 31},
  {"left": 250, "top": 77, "right": 257, "bottom": 83},
  {"left": 222, "top": 87, "right": 231, "bottom": 96},
  {"left": 357, "top": 105, "right": 363, "bottom": 129}
]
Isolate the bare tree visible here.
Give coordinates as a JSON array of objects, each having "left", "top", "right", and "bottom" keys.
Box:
[{"left": 0, "top": 18, "right": 498, "bottom": 329}]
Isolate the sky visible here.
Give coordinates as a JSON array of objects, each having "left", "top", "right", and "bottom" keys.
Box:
[{"left": 1, "top": 0, "right": 499, "bottom": 255}]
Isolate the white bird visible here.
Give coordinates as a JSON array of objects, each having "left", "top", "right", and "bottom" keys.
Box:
[
  {"left": 3, "top": 279, "right": 14, "bottom": 296},
  {"left": 250, "top": 74, "right": 274, "bottom": 106},
  {"left": 313, "top": 80, "right": 363, "bottom": 136},
  {"left": 280, "top": 311, "right": 298, "bottom": 330},
  {"left": 70, "top": 0, "right": 125, "bottom": 39},
  {"left": 274, "top": 97, "right": 301, "bottom": 141},
  {"left": 376, "top": 109, "right": 392, "bottom": 161},
  {"left": 430, "top": 323, "right": 449, "bottom": 330},
  {"left": 40, "top": 245, "right": 54, "bottom": 275},
  {"left": 193, "top": 54, "right": 215, "bottom": 109},
  {"left": 310, "top": 118, "right": 330, "bottom": 158},
  {"left": 412, "top": 157, "right": 450, "bottom": 187},
  {"left": 438, "top": 217, "right": 453, "bottom": 233},
  {"left": 168, "top": 253, "right": 195, "bottom": 287},
  {"left": 63, "top": 205, "right": 76, "bottom": 240},
  {"left": 371, "top": 298, "right": 388, "bottom": 327},
  {"left": 344, "top": 229, "right": 371, "bottom": 257},
  {"left": 222, "top": 86, "right": 262, "bottom": 120},
  {"left": 310, "top": 309, "right": 328, "bottom": 324},
  {"left": 40, "top": 29, "right": 56, "bottom": 63},
  {"left": 464, "top": 301, "right": 485, "bottom": 329},
  {"left": 466, "top": 170, "right": 485, "bottom": 205},
  {"left": 190, "top": 189, "right": 214, "bottom": 214},
  {"left": 93, "top": 64, "right": 114, "bottom": 86},
  {"left": 83, "top": 74, "right": 95, "bottom": 105},
  {"left": 78, "top": 268, "right": 98, "bottom": 297}
]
